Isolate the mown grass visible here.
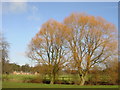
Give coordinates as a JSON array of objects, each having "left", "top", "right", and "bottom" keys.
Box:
[{"left": 2, "top": 81, "right": 119, "bottom": 88}]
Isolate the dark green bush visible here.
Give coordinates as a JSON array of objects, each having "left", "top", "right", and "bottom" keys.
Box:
[{"left": 42, "top": 79, "right": 50, "bottom": 84}]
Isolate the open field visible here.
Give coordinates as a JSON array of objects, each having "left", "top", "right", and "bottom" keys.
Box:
[{"left": 2, "top": 82, "right": 119, "bottom": 88}]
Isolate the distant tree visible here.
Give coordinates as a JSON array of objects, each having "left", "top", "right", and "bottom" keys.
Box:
[
  {"left": 27, "top": 19, "right": 70, "bottom": 84},
  {"left": 88, "top": 65, "right": 103, "bottom": 85},
  {"left": 10, "top": 63, "right": 21, "bottom": 72},
  {"left": 103, "top": 57, "right": 118, "bottom": 84},
  {"left": 64, "top": 13, "right": 117, "bottom": 85},
  {"left": 89, "top": 58, "right": 118, "bottom": 85},
  {"left": 32, "top": 64, "right": 51, "bottom": 75},
  {"left": 0, "top": 33, "right": 11, "bottom": 74},
  {"left": 21, "top": 64, "right": 31, "bottom": 72}
]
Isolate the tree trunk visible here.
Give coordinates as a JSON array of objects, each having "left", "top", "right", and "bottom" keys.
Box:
[
  {"left": 79, "top": 73, "right": 87, "bottom": 85},
  {"left": 79, "top": 75, "right": 86, "bottom": 85},
  {"left": 50, "top": 77, "right": 54, "bottom": 84},
  {"left": 50, "top": 74, "right": 55, "bottom": 84}
]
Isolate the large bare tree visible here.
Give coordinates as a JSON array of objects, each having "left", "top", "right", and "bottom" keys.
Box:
[
  {"left": 63, "top": 13, "right": 117, "bottom": 85},
  {"left": 27, "top": 19, "right": 70, "bottom": 84}
]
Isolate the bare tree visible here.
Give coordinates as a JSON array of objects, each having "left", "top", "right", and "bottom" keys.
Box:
[
  {"left": 64, "top": 13, "right": 117, "bottom": 85},
  {"left": 104, "top": 57, "right": 118, "bottom": 84},
  {"left": 0, "top": 33, "right": 10, "bottom": 74},
  {"left": 27, "top": 19, "right": 70, "bottom": 84}
]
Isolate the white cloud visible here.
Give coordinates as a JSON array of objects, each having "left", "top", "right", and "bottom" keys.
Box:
[
  {"left": 3, "top": 2, "right": 28, "bottom": 14},
  {"left": 31, "top": 6, "right": 39, "bottom": 13},
  {"left": 9, "top": 2, "right": 27, "bottom": 13},
  {"left": 3, "top": 2, "right": 41, "bottom": 21},
  {"left": 27, "top": 6, "right": 41, "bottom": 21}
]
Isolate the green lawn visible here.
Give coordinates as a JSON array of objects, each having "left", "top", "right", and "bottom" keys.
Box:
[{"left": 2, "top": 82, "right": 119, "bottom": 88}]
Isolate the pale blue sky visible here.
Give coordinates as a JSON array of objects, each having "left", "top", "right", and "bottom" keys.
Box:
[{"left": 2, "top": 2, "right": 118, "bottom": 66}]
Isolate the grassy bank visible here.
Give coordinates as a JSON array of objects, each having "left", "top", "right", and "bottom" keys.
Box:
[{"left": 2, "top": 82, "right": 119, "bottom": 88}]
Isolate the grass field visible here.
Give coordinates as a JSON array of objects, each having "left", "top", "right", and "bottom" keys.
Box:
[
  {"left": 2, "top": 74, "right": 79, "bottom": 83},
  {"left": 2, "top": 82, "right": 119, "bottom": 88}
]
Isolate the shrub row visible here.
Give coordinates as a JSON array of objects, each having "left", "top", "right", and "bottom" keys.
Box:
[{"left": 2, "top": 74, "right": 118, "bottom": 85}]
